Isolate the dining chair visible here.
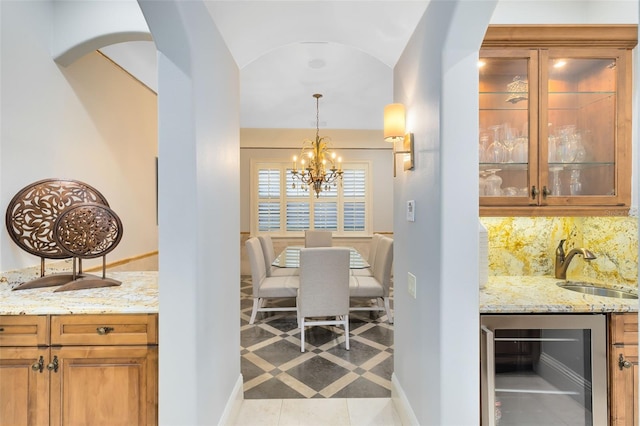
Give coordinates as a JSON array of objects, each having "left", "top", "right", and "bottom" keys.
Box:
[
  {"left": 352, "top": 233, "right": 383, "bottom": 277},
  {"left": 258, "top": 235, "right": 298, "bottom": 277},
  {"left": 304, "top": 230, "right": 332, "bottom": 247},
  {"left": 245, "top": 237, "right": 299, "bottom": 324},
  {"left": 297, "top": 247, "right": 351, "bottom": 352},
  {"left": 349, "top": 236, "right": 394, "bottom": 323}
]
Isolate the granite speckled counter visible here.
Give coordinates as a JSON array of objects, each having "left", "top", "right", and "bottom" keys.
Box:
[
  {"left": 481, "top": 275, "right": 638, "bottom": 314},
  {"left": 0, "top": 271, "right": 158, "bottom": 315}
]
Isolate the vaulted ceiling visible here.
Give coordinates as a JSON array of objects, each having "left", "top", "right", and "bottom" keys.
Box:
[{"left": 100, "top": 1, "right": 429, "bottom": 130}]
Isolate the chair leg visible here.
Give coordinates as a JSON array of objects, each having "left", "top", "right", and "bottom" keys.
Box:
[
  {"left": 344, "top": 314, "right": 350, "bottom": 350},
  {"left": 383, "top": 297, "right": 393, "bottom": 324},
  {"left": 300, "top": 318, "right": 305, "bottom": 352},
  {"left": 249, "top": 298, "right": 260, "bottom": 324}
]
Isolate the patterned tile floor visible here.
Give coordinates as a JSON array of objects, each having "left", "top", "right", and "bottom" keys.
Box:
[{"left": 240, "top": 276, "right": 394, "bottom": 399}]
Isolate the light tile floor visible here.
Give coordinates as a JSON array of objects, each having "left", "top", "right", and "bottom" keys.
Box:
[{"left": 232, "top": 398, "right": 402, "bottom": 426}]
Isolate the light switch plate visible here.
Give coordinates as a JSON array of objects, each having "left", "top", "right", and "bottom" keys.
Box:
[
  {"left": 408, "top": 272, "right": 416, "bottom": 299},
  {"left": 406, "top": 200, "right": 415, "bottom": 222}
]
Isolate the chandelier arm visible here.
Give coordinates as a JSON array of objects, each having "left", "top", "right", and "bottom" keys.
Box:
[{"left": 290, "top": 93, "right": 343, "bottom": 197}]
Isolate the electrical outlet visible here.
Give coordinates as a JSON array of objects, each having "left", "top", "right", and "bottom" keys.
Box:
[{"left": 408, "top": 272, "right": 416, "bottom": 299}]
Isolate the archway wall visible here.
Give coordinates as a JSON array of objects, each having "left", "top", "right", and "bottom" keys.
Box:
[
  {"left": 52, "top": 0, "right": 151, "bottom": 66},
  {"left": 138, "top": 1, "right": 241, "bottom": 424},
  {"left": 392, "top": 1, "right": 638, "bottom": 424},
  {"left": 391, "top": 1, "right": 496, "bottom": 424},
  {"left": 0, "top": 1, "right": 158, "bottom": 273}
]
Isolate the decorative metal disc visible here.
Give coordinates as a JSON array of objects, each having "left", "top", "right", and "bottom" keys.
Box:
[
  {"left": 5, "top": 179, "right": 110, "bottom": 259},
  {"left": 53, "top": 203, "right": 123, "bottom": 259}
]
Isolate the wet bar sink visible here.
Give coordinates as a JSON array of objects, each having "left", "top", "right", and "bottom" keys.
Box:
[{"left": 557, "top": 282, "right": 638, "bottom": 300}]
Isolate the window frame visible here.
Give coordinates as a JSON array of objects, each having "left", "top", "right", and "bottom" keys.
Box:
[{"left": 250, "top": 159, "right": 372, "bottom": 237}]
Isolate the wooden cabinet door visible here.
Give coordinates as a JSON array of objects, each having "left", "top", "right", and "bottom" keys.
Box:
[
  {"left": 610, "top": 344, "right": 638, "bottom": 426},
  {"left": 0, "top": 347, "right": 50, "bottom": 426},
  {"left": 49, "top": 346, "right": 158, "bottom": 426}
]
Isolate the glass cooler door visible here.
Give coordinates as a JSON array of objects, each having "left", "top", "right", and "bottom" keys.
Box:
[{"left": 481, "top": 314, "right": 606, "bottom": 426}]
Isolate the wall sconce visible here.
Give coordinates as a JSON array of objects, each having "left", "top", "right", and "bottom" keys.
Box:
[{"left": 384, "top": 103, "right": 414, "bottom": 176}]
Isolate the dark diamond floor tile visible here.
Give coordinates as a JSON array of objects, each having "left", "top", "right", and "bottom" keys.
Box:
[
  {"left": 367, "top": 355, "right": 393, "bottom": 380},
  {"left": 262, "top": 316, "right": 298, "bottom": 333},
  {"left": 239, "top": 275, "right": 394, "bottom": 399},
  {"left": 285, "top": 355, "right": 350, "bottom": 392},
  {"left": 330, "top": 377, "right": 391, "bottom": 398},
  {"left": 358, "top": 325, "right": 394, "bottom": 347},
  {"left": 294, "top": 326, "right": 344, "bottom": 348},
  {"left": 252, "top": 338, "right": 305, "bottom": 366},
  {"left": 244, "top": 377, "right": 308, "bottom": 399},
  {"left": 325, "top": 338, "right": 383, "bottom": 366},
  {"left": 241, "top": 326, "right": 278, "bottom": 349},
  {"left": 241, "top": 355, "right": 267, "bottom": 382}
]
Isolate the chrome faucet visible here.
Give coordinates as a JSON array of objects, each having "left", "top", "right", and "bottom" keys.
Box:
[{"left": 555, "top": 239, "right": 596, "bottom": 280}]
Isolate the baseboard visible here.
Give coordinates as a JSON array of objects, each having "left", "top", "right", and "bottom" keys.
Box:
[
  {"left": 218, "top": 374, "right": 244, "bottom": 426},
  {"left": 392, "top": 373, "right": 419, "bottom": 425}
]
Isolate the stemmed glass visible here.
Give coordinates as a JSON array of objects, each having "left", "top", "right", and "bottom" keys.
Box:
[
  {"left": 550, "top": 166, "right": 562, "bottom": 196},
  {"left": 500, "top": 126, "right": 517, "bottom": 162},
  {"left": 487, "top": 125, "right": 505, "bottom": 163},
  {"left": 479, "top": 131, "right": 490, "bottom": 163},
  {"left": 484, "top": 169, "right": 503, "bottom": 196}
]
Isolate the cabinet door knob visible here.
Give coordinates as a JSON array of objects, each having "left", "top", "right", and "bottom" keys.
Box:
[
  {"left": 31, "top": 355, "right": 44, "bottom": 373},
  {"left": 96, "top": 326, "right": 114, "bottom": 335},
  {"left": 618, "top": 353, "right": 632, "bottom": 370},
  {"left": 47, "top": 356, "right": 59, "bottom": 373},
  {"left": 542, "top": 186, "right": 551, "bottom": 199},
  {"left": 531, "top": 186, "right": 539, "bottom": 199}
]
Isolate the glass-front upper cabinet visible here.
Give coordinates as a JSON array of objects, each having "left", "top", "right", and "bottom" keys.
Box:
[
  {"left": 479, "top": 50, "right": 537, "bottom": 207},
  {"left": 479, "top": 26, "right": 636, "bottom": 216}
]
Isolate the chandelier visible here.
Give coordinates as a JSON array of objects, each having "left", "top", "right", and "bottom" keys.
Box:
[{"left": 291, "top": 93, "right": 343, "bottom": 198}]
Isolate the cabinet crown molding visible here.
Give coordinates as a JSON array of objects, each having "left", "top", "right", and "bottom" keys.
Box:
[{"left": 483, "top": 25, "right": 638, "bottom": 48}]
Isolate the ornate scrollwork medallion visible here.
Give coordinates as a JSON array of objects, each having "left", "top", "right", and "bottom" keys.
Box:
[{"left": 5, "top": 179, "right": 109, "bottom": 259}]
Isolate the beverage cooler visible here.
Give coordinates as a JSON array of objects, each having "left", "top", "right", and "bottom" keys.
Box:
[{"left": 481, "top": 314, "right": 607, "bottom": 425}]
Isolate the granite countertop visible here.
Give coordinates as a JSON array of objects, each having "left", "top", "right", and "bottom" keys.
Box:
[
  {"left": 480, "top": 275, "right": 638, "bottom": 314},
  {"left": 0, "top": 271, "right": 158, "bottom": 315}
]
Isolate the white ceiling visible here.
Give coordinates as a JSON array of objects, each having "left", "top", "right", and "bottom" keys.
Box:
[{"left": 100, "top": 1, "right": 429, "bottom": 130}]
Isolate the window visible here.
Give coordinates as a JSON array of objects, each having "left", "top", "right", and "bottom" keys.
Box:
[{"left": 251, "top": 161, "right": 370, "bottom": 236}]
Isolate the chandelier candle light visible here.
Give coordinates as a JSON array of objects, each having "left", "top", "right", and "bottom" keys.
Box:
[{"left": 291, "top": 93, "right": 343, "bottom": 198}]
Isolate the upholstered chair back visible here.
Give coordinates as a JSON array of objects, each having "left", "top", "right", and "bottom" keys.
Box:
[
  {"left": 258, "top": 235, "right": 277, "bottom": 276},
  {"left": 298, "top": 247, "right": 350, "bottom": 318},
  {"left": 304, "top": 230, "right": 333, "bottom": 247},
  {"left": 367, "top": 234, "right": 383, "bottom": 267},
  {"left": 245, "top": 237, "right": 267, "bottom": 295},
  {"left": 372, "top": 237, "right": 394, "bottom": 296}
]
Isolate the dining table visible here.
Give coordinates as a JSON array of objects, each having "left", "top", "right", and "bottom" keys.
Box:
[{"left": 272, "top": 246, "right": 369, "bottom": 269}]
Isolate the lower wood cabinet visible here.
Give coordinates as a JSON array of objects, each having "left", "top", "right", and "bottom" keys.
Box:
[
  {"left": 609, "top": 313, "right": 638, "bottom": 426},
  {"left": 0, "top": 313, "right": 158, "bottom": 426}
]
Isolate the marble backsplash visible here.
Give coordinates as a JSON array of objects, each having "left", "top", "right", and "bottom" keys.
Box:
[{"left": 481, "top": 216, "right": 638, "bottom": 286}]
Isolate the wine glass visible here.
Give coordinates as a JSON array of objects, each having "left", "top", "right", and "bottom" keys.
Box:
[
  {"left": 487, "top": 125, "right": 505, "bottom": 163},
  {"left": 479, "top": 171, "right": 487, "bottom": 196},
  {"left": 484, "top": 169, "right": 503, "bottom": 196},
  {"left": 500, "top": 125, "right": 517, "bottom": 162},
  {"left": 479, "top": 131, "right": 490, "bottom": 163},
  {"left": 550, "top": 166, "right": 562, "bottom": 196},
  {"left": 513, "top": 135, "right": 528, "bottom": 163}
]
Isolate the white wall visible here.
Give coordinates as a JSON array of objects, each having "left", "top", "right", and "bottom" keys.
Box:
[
  {"left": 392, "top": 2, "right": 496, "bottom": 423},
  {"left": 0, "top": 1, "right": 158, "bottom": 272},
  {"left": 138, "top": 1, "right": 241, "bottom": 424}
]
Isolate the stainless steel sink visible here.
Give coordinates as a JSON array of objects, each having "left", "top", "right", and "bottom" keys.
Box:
[{"left": 557, "top": 282, "right": 638, "bottom": 300}]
